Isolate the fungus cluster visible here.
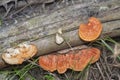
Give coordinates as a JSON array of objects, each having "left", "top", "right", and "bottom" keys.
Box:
[
  {"left": 2, "top": 43, "right": 37, "bottom": 65},
  {"left": 79, "top": 17, "right": 102, "bottom": 41},
  {"left": 1, "top": 17, "right": 102, "bottom": 74},
  {"left": 39, "top": 47, "right": 100, "bottom": 74}
]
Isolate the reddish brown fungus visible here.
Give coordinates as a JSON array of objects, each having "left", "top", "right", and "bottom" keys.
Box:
[
  {"left": 79, "top": 17, "right": 102, "bottom": 41},
  {"left": 57, "top": 54, "right": 69, "bottom": 74},
  {"left": 39, "top": 47, "right": 101, "bottom": 74},
  {"left": 39, "top": 54, "right": 57, "bottom": 72},
  {"left": 72, "top": 48, "right": 100, "bottom": 71}
]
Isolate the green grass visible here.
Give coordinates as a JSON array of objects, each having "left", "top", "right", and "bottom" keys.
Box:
[
  {"left": 101, "top": 38, "right": 120, "bottom": 60},
  {"left": 43, "top": 74, "right": 55, "bottom": 80},
  {"left": 76, "top": 57, "right": 93, "bottom": 80},
  {"left": 0, "top": 58, "right": 39, "bottom": 80},
  {"left": 0, "top": 17, "right": 2, "bottom": 26},
  {"left": 95, "top": 37, "right": 120, "bottom": 60}
]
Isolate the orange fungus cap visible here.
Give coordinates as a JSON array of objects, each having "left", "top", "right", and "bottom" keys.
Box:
[{"left": 79, "top": 17, "right": 102, "bottom": 41}]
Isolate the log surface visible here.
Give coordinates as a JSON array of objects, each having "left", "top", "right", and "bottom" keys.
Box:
[{"left": 0, "top": 0, "right": 120, "bottom": 68}]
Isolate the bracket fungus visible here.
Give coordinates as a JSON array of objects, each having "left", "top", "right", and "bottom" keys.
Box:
[
  {"left": 57, "top": 54, "right": 69, "bottom": 73},
  {"left": 79, "top": 17, "right": 102, "bottom": 41},
  {"left": 39, "top": 54, "right": 57, "bottom": 72},
  {"left": 39, "top": 47, "right": 101, "bottom": 74},
  {"left": 2, "top": 43, "right": 37, "bottom": 65}
]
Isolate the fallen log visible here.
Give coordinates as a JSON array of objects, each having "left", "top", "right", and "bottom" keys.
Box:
[{"left": 0, "top": 0, "right": 120, "bottom": 68}]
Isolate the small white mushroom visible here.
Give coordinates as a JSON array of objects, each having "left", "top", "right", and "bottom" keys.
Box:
[
  {"left": 55, "top": 28, "right": 64, "bottom": 44},
  {"left": 58, "top": 28, "right": 62, "bottom": 34},
  {"left": 56, "top": 33, "right": 64, "bottom": 44}
]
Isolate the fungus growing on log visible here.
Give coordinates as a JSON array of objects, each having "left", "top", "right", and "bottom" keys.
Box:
[
  {"left": 2, "top": 43, "right": 37, "bottom": 65},
  {"left": 39, "top": 54, "right": 57, "bottom": 72},
  {"left": 39, "top": 47, "right": 101, "bottom": 74},
  {"left": 57, "top": 54, "right": 69, "bottom": 74},
  {"left": 79, "top": 17, "right": 102, "bottom": 41},
  {"left": 69, "top": 48, "right": 100, "bottom": 71}
]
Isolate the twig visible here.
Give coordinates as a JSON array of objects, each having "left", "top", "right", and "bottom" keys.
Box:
[
  {"left": 27, "top": 59, "right": 39, "bottom": 67},
  {"left": 64, "top": 73, "right": 70, "bottom": 80},
  {"left": 10, "top": 3, "right": 31, "bottom": 18},
  {"left": 3, "top": 5, "right": 13, "bottom": 18},
  {"left": 91, "top": 69, "right": 97, "bottom": 80},
  {"left": 112, "top": 64, "right": 120, "bottom": 67},
  {"left": 96, "top": 63, "right": 106, "bottom": 80},
  {"left": 49, "top": 73, "right": 61, "bottom": 80},
  {"left": 104, "top": 56, "right": 112, "bottom": 75},
  {"left": 62, "top": 35, "right": 75, "bottom": 53},
  {"left": 100, "top": 57, "right": 111, "bottom": 80}
]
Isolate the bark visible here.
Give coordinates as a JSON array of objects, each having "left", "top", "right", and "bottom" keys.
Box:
[{"left": 0, "top": 0, "right": 120, "bottom": 68}]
